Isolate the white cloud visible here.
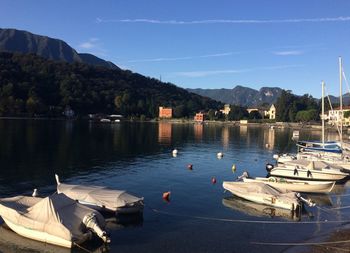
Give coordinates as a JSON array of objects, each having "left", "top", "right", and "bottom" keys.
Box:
[
  {"left": 78, "top": 38, "right": 107, "bottom": 57},
  {"left": 173, "top": 65, "right": 303, "bottom": 77},
  {"left": 273, "top": 50, "right": 304, "bottom": 56},
  {"left": 96, "top": 16, "right": 350, "bottom": 25},
  {"left": 128, "top": 52, "right": 236, "bottom": 63}
]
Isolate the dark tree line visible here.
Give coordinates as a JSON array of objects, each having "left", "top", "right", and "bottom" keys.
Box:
[
  {"left": 275, "top": 90, "right": 320, "bottom": 122},
  {"left": 0, "top": 52, "right": 222, "bottom": 118}
]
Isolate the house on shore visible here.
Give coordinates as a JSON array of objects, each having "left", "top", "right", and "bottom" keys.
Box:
[
  {"left": 326, "top": 106, "right": 350, "bottom": 126},
  {"left": 194, "top": 112, "right": 206, "bottom": 122},
  {"left": 159, "top": 106, "right": 172, "bottom": 118}
]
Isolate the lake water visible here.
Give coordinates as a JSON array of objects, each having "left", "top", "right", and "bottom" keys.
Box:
[{"left": 0, "top": 120, "right": 349, "bottom": 253}]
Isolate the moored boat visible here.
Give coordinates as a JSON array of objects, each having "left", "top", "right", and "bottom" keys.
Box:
[
  {"left": 222, "top": 181, "right": 300, "bottom": 211},
  {"left": 266, "top": 160, "right": 348, "bottom": 181},
  {"left": 55, "top": 174, "right": 144, "bottom": 214},
  {"left": 0, "top": 193, "right": 109, "bottom": 248},
  {"left": 243, "top": 177, "right": 335, "bottom": 193}
]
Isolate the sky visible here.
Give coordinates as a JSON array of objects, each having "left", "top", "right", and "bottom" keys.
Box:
[{"left": 1, "top": 0, "right": 350, "bottom": 97}]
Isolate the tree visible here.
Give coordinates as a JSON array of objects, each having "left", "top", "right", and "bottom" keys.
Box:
[
  {"left": 208, "top": 109, "right": 216, "bottom": 120},
  {"left": 295, "top": 109, "right": 318, "bottom": 122},
  {"left": 344, "top": 111, "right": 350, "bottom": 118},
  {"left": 249, "top": 110, "right": 262, "bottom": 120}
]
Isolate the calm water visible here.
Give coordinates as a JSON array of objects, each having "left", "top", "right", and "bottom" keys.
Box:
[{"left": 0, "top": 120, "right": 349, "bottom": 253}]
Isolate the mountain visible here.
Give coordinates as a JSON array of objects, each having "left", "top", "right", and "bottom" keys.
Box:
[
  {"left": 0, "top": 28, "right": 118, "bottom": 69},
  {"left": 0, "top": 51, "right": 222, "bottom": 118},
  {"left": 188, "top": 85, "right": 283, "bottom": 107}
]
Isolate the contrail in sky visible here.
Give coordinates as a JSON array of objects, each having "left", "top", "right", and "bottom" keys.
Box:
[{"left": 96, "top": 16, "right": 350, "bottom": 25}]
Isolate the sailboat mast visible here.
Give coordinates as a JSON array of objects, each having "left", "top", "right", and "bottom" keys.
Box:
[
  {"left": 322, "top": 81, "right": 325, "bottom": 145},
  {"left": 339, "top": 56, "right": 343, "bottom": 146}
]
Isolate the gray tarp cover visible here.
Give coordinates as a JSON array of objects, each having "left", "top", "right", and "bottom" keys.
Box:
[
  {"left": 57, "top": 183, "right": 143, "bottom": 211},
  {"left": 0, "top": 193, "right": 105, "bottom": 242}
]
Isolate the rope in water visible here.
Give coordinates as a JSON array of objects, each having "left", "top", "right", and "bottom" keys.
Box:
[
  {"left": 250, "top": 239, "right": 350, "bottom": 246},
  {"left": 150, "top": 208, "right": 350, "bottom": 224},
  {"left": 74, "top": 242, "right": 93, "bottom": 253}
]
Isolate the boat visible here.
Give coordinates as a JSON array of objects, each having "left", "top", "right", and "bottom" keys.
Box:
[
  {"left": 266, "top": 160, "right": 349, "bottom": 181},
  {"left": 55, "top": 174, "right": 144, "bottom": 214},
  {"left": 222, "top": 181, "right": 300, "bottom": 211},
  {"left": 242, "top": 176, "right": 335, "bottom": 193},
  {"left": 222, "top": 197, "right": 300, "bottom": 220},
  {"left": 0, "top": 193, "right": 109, "bottom": 248},
  {"left": 296, "top": 140, "right": 342, "bottom": 155}
]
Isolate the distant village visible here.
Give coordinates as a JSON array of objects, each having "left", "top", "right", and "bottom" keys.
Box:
[
  {"left": 159, "top": 104, "right": 350, "bottom": 126},
  {"left": 159, "top": 104, "right": 276, "bottom": 122}
]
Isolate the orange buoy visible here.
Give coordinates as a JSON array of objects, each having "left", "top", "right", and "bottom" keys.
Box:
[
  {"left": 211, "top": 177, "right": 217, "bottom": 184},
  {"left": 187, "top": 164, "right": 193, "bottom": 170},
  {"left": 163, "top": 191, "right": 171, "bottom": 202}
]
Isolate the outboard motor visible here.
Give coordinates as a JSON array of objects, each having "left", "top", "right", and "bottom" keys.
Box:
[
  {"left": 266, "top": 163, "right": 274, "bottom": 172},
  {"left": 237, "top": 171, "right": 249, "bottom": 181},
  {"left": 83, "top": 213, "right": 111, "bottom": 243}
]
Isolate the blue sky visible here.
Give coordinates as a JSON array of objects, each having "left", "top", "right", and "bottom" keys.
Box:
[{"left": 1, "top": 0, "right": 350, "bottom": 97}]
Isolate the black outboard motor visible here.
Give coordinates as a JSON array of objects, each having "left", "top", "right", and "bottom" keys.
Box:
[{"left": 266, "top": 163, "right": 274, "bottom": 172}]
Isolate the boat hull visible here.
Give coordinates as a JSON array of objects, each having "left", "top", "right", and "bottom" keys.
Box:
[
  {"left": 243, "top": 177, "right": 335, "bottom": 193},
  {"left": 3, "top": 218, "right": 90, "bottom": 248},
  {"left": 269, "top": 167, "right": 348, "bottom": 181},
  {"left": 222, "top": 182, "right": 299, "bottom": 211}
]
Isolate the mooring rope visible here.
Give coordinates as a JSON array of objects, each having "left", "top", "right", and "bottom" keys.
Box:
[
  {"left": 150, "top": 208, "right": 350, "bottom": 224},
  {"left": 73, "top": 242, "right": 93, "bottom": 253},
  {"left": 330, "top": 205, "right": 350, "bottom": 210},
  {"left": 314, "top": 244, "right": 350, "bottom": 252},
  {"left": 250, "top": 239, "right": 350, "bottom": 246}
]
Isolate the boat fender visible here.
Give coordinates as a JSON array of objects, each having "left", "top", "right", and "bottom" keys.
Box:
[
  {"left": 294, "top": 168, "right": 298, "bottom": 176},
  {"left": 266, "top": 163, "right": 274, "bottom": 172},
  {"left": 307, "top": 170, "right": 312, "bottom": 178}
]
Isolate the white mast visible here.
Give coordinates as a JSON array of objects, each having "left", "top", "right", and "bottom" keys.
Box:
[
  {"left": 322, "top": 81, "right": 325, "bottom": 145},
  {"left": 339, "top": 56, "right": 343, "bottom": 146}
]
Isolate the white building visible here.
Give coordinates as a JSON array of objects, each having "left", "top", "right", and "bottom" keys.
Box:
[
  {"left": 264, "top": 104, "right": 276, "bottom": 120},
  {"left": 327, "top": 107, "right": 350, "bottom": 126}
]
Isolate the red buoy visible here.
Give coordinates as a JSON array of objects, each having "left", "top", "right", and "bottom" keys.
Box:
[
  {"left": 211, "top": 177, "right": 217, "bottom": 184},
  {"left": 163, "top": 191, "right": 171, "bottom": 202},
  {"left": 187, "top": 164, "right": 193, "bottom": 170}
]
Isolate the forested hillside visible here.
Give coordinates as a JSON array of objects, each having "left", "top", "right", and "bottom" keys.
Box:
[{"left": 0, "top": 52, "right": 222, "bottom": 118}]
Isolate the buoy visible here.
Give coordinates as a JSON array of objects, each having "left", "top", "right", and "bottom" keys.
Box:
[
  {"left": 272, "top": 154, "right": 279, "bottom": 160},
  {"left": 232, "top": 164, "right": 236, "bottom": 172},
  {"left": 217, "top": 152, "right": 223, "bottom": 159},
  {"left": 211, "top": 177, "right": 217, "bottom": 184},
  {"left": 187, "top": 164, "right": 193, "bottom": 170},
  {"left": 162, "top": 191, "right": 171, "bottom": 202},
  {"left": 265, "top": 144, "right": 270, "bottom": 148},
  {"left": 32, "top": 189, "right": 38, "bottom": 197},
  {"left": 172, "top": 149, "right": 178, "bottom": 156}
]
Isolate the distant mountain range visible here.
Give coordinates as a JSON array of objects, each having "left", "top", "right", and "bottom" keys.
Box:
[
  {"left": 188, "top": 86, "right": 283, "bottom": 107},
  {"left": 0, "top": 28, "right": 118, "bottom": 69}
]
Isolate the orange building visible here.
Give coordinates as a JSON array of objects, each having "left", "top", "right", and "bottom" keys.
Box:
[
  {"left": 194, "top": 112, "right": 205, "bottom": 122},
  {"left": 159, "top": 106, "right": 172, "bottom": 118}
]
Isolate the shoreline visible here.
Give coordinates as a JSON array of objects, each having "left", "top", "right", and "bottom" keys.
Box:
[{"left": 0, "top": 116, "right": 341, "bottom": 132}]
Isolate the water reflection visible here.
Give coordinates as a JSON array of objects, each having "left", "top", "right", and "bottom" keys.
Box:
[
  {"left": 222, "top": 196, "right": 300, "bottom": 221},
  {"left": 158, "top": 122, "right": 172, "bottom": 144},
  {"left": 193, "top": 123, "right": 203, "bottom": 141}
]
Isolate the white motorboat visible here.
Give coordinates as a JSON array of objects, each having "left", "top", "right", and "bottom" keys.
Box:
[
  {"left": 222, "top": 181, "right": 300, "bottom": 211},
  {"left": 243, "top": 177, "right": 335, "bottom": 193},
  {"left": 55, "top": 174, "right": 144, "bottom": 214},
  {"left": 274, "top": 152, "right": 350, "bottom": 173},
  {"left": 0, "top": 193, "right": 109, "bottom": 248},
  {"left": 266, "top": 160, "right": 348, "bottom": 181}
]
